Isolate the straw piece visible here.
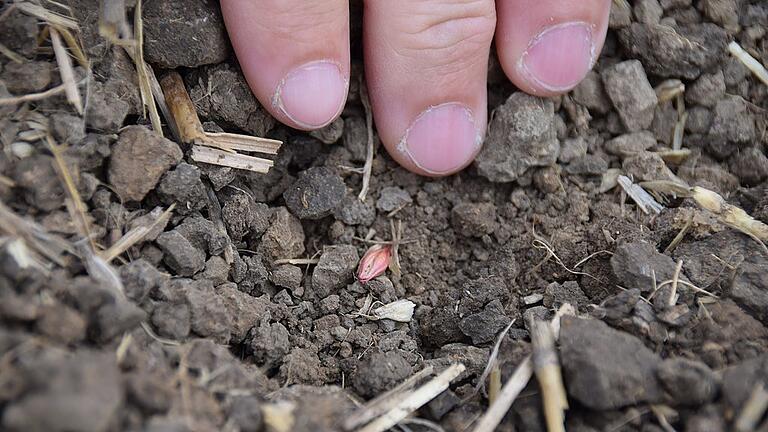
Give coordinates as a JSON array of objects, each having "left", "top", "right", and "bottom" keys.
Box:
[
  {"left": 728, "top": 41, "right": 768, "bottom": 87},
  {"left": 531, "top": 319, "right": 568, "bottom": 432},
  {"left": 191, "top": 145, "right": 274, "bottom": 173},
  {"left": 50, "top": 26, "right": 83, "bottom": 114},
  {"left": 618, "top": 175, "right": 664, "bottom": 215},
  {"left": 204, "top": 132, "right": 282, "bottom": 155},
  {"left": 159, "top": 71, "right": 207, "bottom": 143},
  {"left": 16, "top": 1, "right": 78, "bottom": 29}
]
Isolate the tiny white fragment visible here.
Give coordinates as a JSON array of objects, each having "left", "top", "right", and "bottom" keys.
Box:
[
  {"left": 372, "top": 299, "right": 415, "bottom": 322},
  {"left": 728, "top": 41, "right": 768, "bottom": 87},
  {"left": 618, "top": 175, "right": 664, "bottom": 215}
]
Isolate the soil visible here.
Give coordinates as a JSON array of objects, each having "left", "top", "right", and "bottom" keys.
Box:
[{"left": 1, "top": 0, "right": 768, "bottom": 431}]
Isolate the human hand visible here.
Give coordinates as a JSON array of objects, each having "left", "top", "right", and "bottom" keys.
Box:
[{"left": 221, "top": 0, "right": 611, "bottom": 176}]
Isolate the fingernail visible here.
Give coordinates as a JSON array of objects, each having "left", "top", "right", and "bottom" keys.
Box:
[
  {"left": 519, "top": 22, "right": 595, "bottom": 92},
  {"left": 274, "top": 60, "right": 347, "bottom": 129},
  {"left": 399, "top": 103, "right": 481, "bottom": 175}
]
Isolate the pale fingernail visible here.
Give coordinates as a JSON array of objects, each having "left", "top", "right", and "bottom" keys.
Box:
[
  {"left": 274, "top": 60, "right": 347, "bottom": 129},
  {"left": 399, "top": 103, "right": 481, "bottom": 176},
  {"left": 519, "top": 22, "right": 595, "bottom": 92}
]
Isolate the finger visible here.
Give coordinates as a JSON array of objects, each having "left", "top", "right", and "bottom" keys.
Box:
[
  {"left": 221, "top": 0, "right": 350, "bottom": 130},
  {"left": 364, "top": 0, "right": 496, "bottom": 176},
  {"left": 495, "top": 0, "right": 611, "bottom": 96}
]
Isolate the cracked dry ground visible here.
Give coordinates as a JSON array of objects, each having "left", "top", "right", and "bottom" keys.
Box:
[{"left": 1, "top": 0, "right": 768, "bottom": 431}]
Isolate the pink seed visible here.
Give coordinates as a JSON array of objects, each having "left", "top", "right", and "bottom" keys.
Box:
[{"left": 357, "top": 244, "right": 392, "bottom": 284}]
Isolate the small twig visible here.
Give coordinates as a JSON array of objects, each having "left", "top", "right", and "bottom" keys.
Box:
[
  {"left": 358, "top": 77, "right": 374, "bottom": 201},
  {"left": 133, "top": 0, "right": 163, "bottom": 135},
  {"left": 664, "top": 212, "right": 693, "bottom": 254},
  {"left": 0, "top": 82, "right": 74, "bottom": 105},
  {"left": 472, "top": 304, "right": 575, "bottom": 432},
  {"left": 344, "top": 366, "right": 435, "bottom": 431},
  {"left": 359, "top": 364, "right": 466, "bottom": 432},
  {"left": 531, "top": 319, "right": 567, "bottom": 432},
  {"left": 735, "top": 382, "right": 768, "bottom": 432},
  {"left": 668, "top": 259, "right": 683, "bottom": 307}
]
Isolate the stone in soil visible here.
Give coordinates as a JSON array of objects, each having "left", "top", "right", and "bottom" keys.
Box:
[
  {"left": 420, "top": 307, "right": 465, "bottom": 348},
  {"left": 279, "top": 348, "right": 327, "bottom": 386},
  {"left": 13, "top": 155, "right": 66, "bottom": 212},
  {"left": 656, "top": 358, "right": 719, "bottom": 406},
  {"left": 602, "top": 60, "right": 658, "bottom": 132},
  {"left": 558, "top": 137, "right": 588, "bottom": 164},
  {"left": 543, "top": 281, "right": 590, "bottom": 309},
  {"left": 729, "top": 147, "right": 768, "bottom": 186},
  {"left": 218, "top": 283, "right": 271, "bottom": 343},
  {"left": 222, "top": 194, "right": 271, "bottom": 242},
  {"left": 1, "top": 61, "right": 53, "bottom": 94},
  {"left": 634, "top": 0, "right": 663, "bottom": 24},
  {"left": 108, "top": 126, "right": 183, "bottom": 202},
  {"left": 617, "top": 23, "right": 727, "bottom": 79},
  {"left": 157, "top": 162, "right": 207, "bottom": 213},
  {"left": 151, "top": 302, "right": 191, "bottom": 339},
  {"left": 611, "top": 241, "right": 687, "bottom": 292},
  {"left": 1, "top": 350, "right": 123, "bottom": 432},
  {"left": 156, "top": 230, "right": 206, "bottom": 277},
  {"left": 475, "top": 92, "right": 559, "bottom": 182},
  {"left": 182, "top": 279, "right": 232, "bottom": 344},
  {"left": 249, "top": 321, "right": 291, "bottom": 369},
  {"left": 142, "top": 0, "right": 230, "bottom": 68},
  {"left": 0, "top": 9, "right": 38, "bottom": 58},
  {"left": 376, "top": 186, "right": 413, "bottom": 212},
  {"left": 187, "top": 63, "right": 276, "bottom": 136},
  {"left": 352, "top": 350, "right": 413, "bottom": 398},
  {"left": 85, "top": 81, "right": 132, "bottom": 133},
  {"left": 175, "top": 216, "right": 229, "bottom": 256},
  {"left": 333, "top": 195, "right": 376, "bottom": 226},
  {"left": 686, "top": 70, "right": 726, "bottom": 108},
  {"left": 284, "top": 167, "right": 346, "bottom": 220},
  {"left": 559, "top": 316, "right": 663, "bottom": 410},
  {"left": 564, "top": 155, "right": 608, "bottom": 176},
  {"left": 604, "top": 131, "right": 657, "bottom": 156},
  {"left": 226, "top": 395, "right": 263, "bottom": 432},
  {"left": 451, "top": 202, "right": 498, "bottom": 238},
  {"left": 310, "top": 245, "right": 359, "bottom": 298},
  {"left": 269, "top": 264, "right": 303, "bottom": 292},
  {"left": 708, "top": 95, "right": 757, "bottom": 150},
  {"left": 572, "top": 71, "right": 610, "bottom": 114},
  {"left": 721, "top": 354, "right": 768, "bottom": 412},
  {"left": 34, "top": 304, "right": 87, "bottom": 345},
  {"left": 196, "top": 256, "right": 230, "bottom": 286},
  {"left": 458, "top": 299, "right": 510, "bottom": 345},
  {"left": 258, "top": 207, "right": 305, "bottom": 260},
  {"left": 50, "top": 113, "right": 86, "bottom": 145},
  {"left": 120, "top": 259, "right": 168, "bottom": 303}
]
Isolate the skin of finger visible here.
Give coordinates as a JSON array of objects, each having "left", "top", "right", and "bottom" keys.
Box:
[
  {"left": 363, "top": 0, "right": 496, "bottom": 176},
  {"left": 494, "top": 0, "right": 611, "bottom": 96},
  {"left": 220, "top": 0, "right": 350, "bottom": 129}
]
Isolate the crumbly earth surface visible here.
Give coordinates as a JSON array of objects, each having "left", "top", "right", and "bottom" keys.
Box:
[{"left": 1, "top": 1, "right": 768, "bottom": 431}]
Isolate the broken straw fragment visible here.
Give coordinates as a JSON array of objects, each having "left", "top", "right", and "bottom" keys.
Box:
[
  {"left": 357, "top": 244, "right": 392, "bottom": 284},
  {"left": 618, "top": 175, "right": 664, "bottom": 214}
]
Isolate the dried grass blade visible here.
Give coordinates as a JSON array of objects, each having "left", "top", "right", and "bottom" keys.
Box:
[
  {"left": 46, "top": 135, "right": 95, "bottom": 250},
  {"left": 204, "top": 132, "right": 282, "bottom": 154},
  {"left": 16, "top": 1, "right": 78, "bottom": 30},
  {"left": 50, "top": 26, "right": 83, "bottom": 114},
  {"left": 0, "top": 42, "right": 24, "bottom": 64},
  {"left": 191, "top": 145, "right": 273, "bottom": 173},
  {"left": 54, "top": 25, "right": 89, "bottom": 69},
  {"left": 133, "top": 0, "right": 163, "bottom": 136},
  {"left": 358, "top": 77, "right": 374, "bottom": 201},
  {"left": 0, "top": 83, "right": 70, "bottom": 106}
]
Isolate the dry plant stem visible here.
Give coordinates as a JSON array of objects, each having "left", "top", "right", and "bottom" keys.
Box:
[
  {"left": 0, "top": 42, "right": 24, "bottom": 63},
  {"left": 668, "top": 259, "right": 683, "bottom": 307},
  {"left": 191, "top": 146, "right": 274, "bottom": 173},
  {"left": 0, "top": 83, "right": 71, "bottom": 105},
  {"left": 204, "top": 132, "right": 281, "bottom": 154},
  {"left": 344, "top": 366, "right": 435, "bottom": 431},
  {"left": 272, "top": 258, "right": 320, "bottom": 265},
  {"left": 47, "top": 135, "right": 95, "bottom": 250},
  {"left": 50, "top": 26, "right": 83, "bottom": 114},
  {"left": 531, "top": 320, "right": 568, "bottom": 432},
  {"left": 205, "top": 185, "right": 234, "bottom": 264},
  {"left": 358, "top": 363, "right": 466, "bottom": 432},
  {"left": 618, "top": 175, "right": 664, "bottom": 214},
  {"left": 0, "top": 201, "right": 74, "bottom": 266},
  {"left": 472, "top": 304, "right": 575, "bottom": 432},
  {"left": 99, "top": 204, "right": 175, "bottom": 262},
  {"left": 664, "top": 213, "right": 693, "bottom": 253},
  {"left": 16, "top": 1, "right": 78, "bottom": 29},
  {"left": 672, "top": 111, "right": 688, "bottom": 151},
  {"left": 159, "top": 71, "right": 209, "bottom": 144},
  {"left": 735, "top": 383, "right": 768, "bottom": 432},
  {"left": 133, "top": 0, "right": 163, "bottom": 136},
  {"left": 488, "top": 366, "right": 501, "bottom": 405},
  {"left": 728, "top": 41, "right": 768, "bottom": 86},
  {"left": 358, "top": 78, "right": 374, "bottom": 202},
  {"left": 468, "top": 319, "right": 516, "bottom": 401},
  {"left": 54, "top": 25, "right": 89, "bottom": 69}
]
